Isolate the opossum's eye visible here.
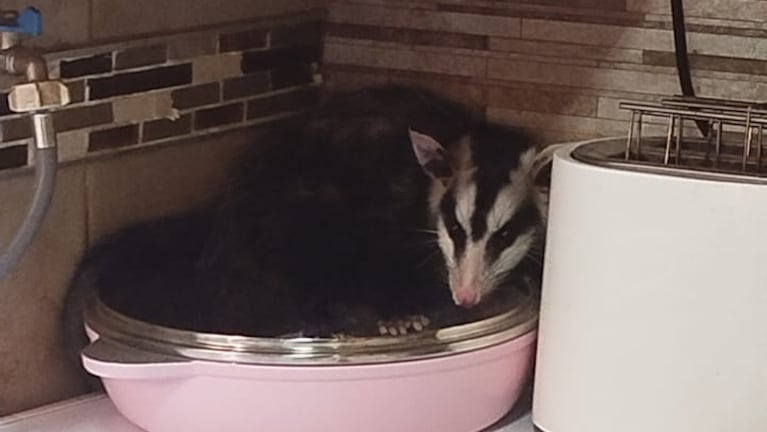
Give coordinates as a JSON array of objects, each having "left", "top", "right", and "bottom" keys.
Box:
[
  {"left": 498, "top": 228, "right": 511, "bottom": 239},
  {"left": 448, "top": 223, "right": 463, "bottom": 235}
]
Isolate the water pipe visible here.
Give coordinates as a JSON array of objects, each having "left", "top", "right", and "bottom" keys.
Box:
[{"left": 0, "top": 7, "right": 71, "bottom": 280}]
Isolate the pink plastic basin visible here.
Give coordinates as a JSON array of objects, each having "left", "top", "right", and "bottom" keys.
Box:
[{"left": 81, "top": 294, "right": 538, "bottom": 432}]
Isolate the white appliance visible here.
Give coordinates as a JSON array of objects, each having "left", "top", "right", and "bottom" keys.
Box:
[{"left": 532, "top": 98, "right": 767, "bottom": 432}]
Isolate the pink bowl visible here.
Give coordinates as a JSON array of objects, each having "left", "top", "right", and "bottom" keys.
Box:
[{"left": 81, "top": 295, "right": 537, "bottom": 432}]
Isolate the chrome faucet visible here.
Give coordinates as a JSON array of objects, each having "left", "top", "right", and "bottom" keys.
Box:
[{"left": 0, "top": 7, "right": 71, "bottom": 280}]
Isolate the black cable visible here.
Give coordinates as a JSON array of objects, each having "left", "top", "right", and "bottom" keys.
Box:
[{"left": 670, "top": 0, "right": 710, "bottom": 136}]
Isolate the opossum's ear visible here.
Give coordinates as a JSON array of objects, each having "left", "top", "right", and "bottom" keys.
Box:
[{"left": 409, "top": 129, "right": 453, "bottom": 183}]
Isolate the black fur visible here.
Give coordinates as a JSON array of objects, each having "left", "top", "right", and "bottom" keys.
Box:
[
  {"left": 469, "top": 124, "right": 533, "bottom": 241},
  {"left": 63, "top": 84, "right": 542, "bottom": 342}
]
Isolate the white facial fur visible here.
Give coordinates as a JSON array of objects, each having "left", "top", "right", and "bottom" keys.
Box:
[{"left": 434, "top": 147, "right": 539, "bottom": 307}]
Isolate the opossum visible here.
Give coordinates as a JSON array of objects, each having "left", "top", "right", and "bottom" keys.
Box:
[{"left": 63, "top": 85, "right": 550, "bottom": 344}]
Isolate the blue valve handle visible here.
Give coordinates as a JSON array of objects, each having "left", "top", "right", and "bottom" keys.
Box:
[{"left": 0, "top": 7, "right": 42, "bottom": 36}]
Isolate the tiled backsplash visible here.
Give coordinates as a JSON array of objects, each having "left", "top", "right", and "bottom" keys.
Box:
[
  {"left": 0, "top": 8, "right": 326, "bottom": 416},
  {"left": 0, "top": 11, "right": 325, "bottom": 171},
  {"left": 323, "top": 0, "right": 767, "bottom": 144}
]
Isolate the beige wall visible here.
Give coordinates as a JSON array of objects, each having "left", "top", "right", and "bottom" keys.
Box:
[
  {"left": 324, "top": 0, "right": 767, "bottom": 144},
  {"left": 1, "top": 0, "right": 325, "bottom": 49},
  {"left": 0, "top": 1, "right": 326, "bottom": 415},
  {"left": 0, "top": 132, "right": 248, "bottom": 414}
]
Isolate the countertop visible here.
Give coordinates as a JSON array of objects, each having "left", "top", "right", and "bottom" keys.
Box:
[{"left": 0, "top": 393, "right": 534, "bottom": 432}]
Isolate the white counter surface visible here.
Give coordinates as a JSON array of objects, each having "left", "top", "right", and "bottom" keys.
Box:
[{"left": 0, "top": 393, "right": 534, "bottom": 432}]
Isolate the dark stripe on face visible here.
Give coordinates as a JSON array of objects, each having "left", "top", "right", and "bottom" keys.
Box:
[
  {"left": 467, "top": 124, "right": 534, "bottom": 242},
  {"left": 485, "top": 200, "right": 541, "bottom": 264},
  {"left": 439, "top": 191, "right": 466, "bottom": 260}
]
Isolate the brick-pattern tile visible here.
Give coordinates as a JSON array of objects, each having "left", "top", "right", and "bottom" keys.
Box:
[
  {"left": 223, "top": 73, "right": 271, "bottom": 99},
  {"left": 143, "top": 114, "right": 193, "bottom": 142},
  {"left": 324, "top": 42, "right": 486, "bottom": 77},
  {"left": 172, "top": 83, "right": 221, "bottom": 109},
  {"left": 643, "top": 50, "right": 767, "bottom": 75},
  {"left": 241, "top": 45, "right": 322, "bottom": 73},
  {"left": 56, "top": 130, "right": 89, "bottom": 162},
  {"left": 194, "top": 103, "right": 244, "bottom": 130},
  {"left": 328, "top": 23, "right": 488, "bottom": 50},
  {"left": 0, "top": 145, "right": 27, "bottom": 169},
  {"left": 88, "top": 125, "right": 140, "bottom": 152},
  {"left": 489, "top": 38, "right": 643, "bottom": 64},
  {"left": 271, "top": 65, "right": 314, "bottom": 90},
  {"left": 488, "top": 86, "right": 598, "bottom": 117},
  {"left": 628, "top": 0, "right": 767, "bottom": 22},
  {"left": 89, "top": 64, "right": 193, "bottom": 99},
  {"left": 67, "top": 81, "right": 87, "bottom": 104},
  {"left": 60, "top": 53, "right": 113, "bottom": 79},
  {"left": 436, "top": 3, "right": 644, "bottom": 26},
  {"left": 328, "top": 3, "right": 522, "bottom": 37},
  {"left": 0, "top": 92, "right": 11, "bottom": 117},
  {"left": 516, "top": 0, "right": 626, "bottom": 10},
  {"left": 486, "top": 58, "right": 678, "bottom": 94},
  {"left": 113, "top": 92, "right": 174, "bottom": 123},
  {"left": 324, "top": 0, "right": 767, "bottom": 142},
  {"left": 115, "top": 45, "right": 168, "bottom": 70},
  {"left": 0, "top": 14, "right": 326, "bottom": 173},
  {"left": 53, "top": 103, "right": 114, "bottom": 132},
  {"left": 0, "top": 118, "right": 31, "bottom": 142},
  {"left": 219, "top": 29, "right": 268, "bottom": 52},
  {"left": 193, "top": 54, "right": 243, "bottom": 84}
]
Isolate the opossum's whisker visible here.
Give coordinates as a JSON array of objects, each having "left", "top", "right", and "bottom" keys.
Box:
[
  {"left": 400, "top": 228, "right": 440, "bottom": 235},
  {"left": 415, "top": 250, "right": 441, "bottom": 269}
]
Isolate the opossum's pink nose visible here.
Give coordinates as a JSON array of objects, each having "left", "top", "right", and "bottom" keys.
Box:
[{"left": 452, "top": 289, "right": 480, "bottom": 308}]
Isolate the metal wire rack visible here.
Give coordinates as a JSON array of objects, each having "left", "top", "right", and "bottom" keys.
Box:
[{"left": 618, "top": 96, "right": 767, "bottom": 178}]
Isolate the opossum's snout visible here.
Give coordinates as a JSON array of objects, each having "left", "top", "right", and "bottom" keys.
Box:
[
  {"left": 450, "top": 280, "right": 481, "bottom": 308},
  {"left": 452, "top": 290, "right": 480, "bottom": 308},
  {"left": 448, "top": 247, "right": 485, "bottom": 308},
  {"left": 444, "top": 227, "right": 538, "bottom": 308}
]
